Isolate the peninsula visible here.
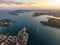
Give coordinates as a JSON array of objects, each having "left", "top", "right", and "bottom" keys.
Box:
[
  {"left": 32, "top": 11, "right": 60, "bottom": 17},
  {"left": 40, "top": 18, "right": 60, "bottom": 28},
  {"left": 0, "top": 19, "right": 15, "bottom": 27}
]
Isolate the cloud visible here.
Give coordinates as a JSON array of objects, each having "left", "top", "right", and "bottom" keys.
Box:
[
  {"left": 0, "top": 0, "right": 60, "bottom": 10},
  {"left": 0, "top": 0, "right": 26, "bottom": 5}
]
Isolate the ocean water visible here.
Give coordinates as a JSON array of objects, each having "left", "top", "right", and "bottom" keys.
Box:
[{"left": 0, "top": 10, "right": 60, "bottom": 45}]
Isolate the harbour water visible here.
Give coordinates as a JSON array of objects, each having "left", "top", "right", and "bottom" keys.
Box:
[{"left": 0, "top": 10, "right": 60, "bottom": 45}]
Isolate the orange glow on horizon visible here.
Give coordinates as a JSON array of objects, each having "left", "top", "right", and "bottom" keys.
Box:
[{"left": 0, "top": 0, "right": 60, "bottom": 10}]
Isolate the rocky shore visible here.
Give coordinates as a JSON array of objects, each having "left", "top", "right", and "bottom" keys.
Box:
[{"left": 0, "top": 27, "right": 29, "bottom": 45}]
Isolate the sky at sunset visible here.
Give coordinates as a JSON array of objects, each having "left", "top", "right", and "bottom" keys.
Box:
[{"left": 0, "top": 0, "right": 60, "bottom": 10}]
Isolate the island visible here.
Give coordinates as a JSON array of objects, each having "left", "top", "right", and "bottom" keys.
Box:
[
  {"left": 40, "top": 18, "right": 60, "bottom": 28},
  {"left": 0, "top": 27, "right": 29, "bottom": 45},
  {"left": 0, "top": 19, "right": 15, "bottom": 27}
]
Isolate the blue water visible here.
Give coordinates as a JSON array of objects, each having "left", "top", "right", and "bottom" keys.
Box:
[{"left": 0, "top": 10, "right": 60, "bottom": 45}]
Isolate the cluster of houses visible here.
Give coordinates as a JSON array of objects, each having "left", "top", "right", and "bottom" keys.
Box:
[{"left": 0, "top": 27, "right": 29, "bottom": 45}]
